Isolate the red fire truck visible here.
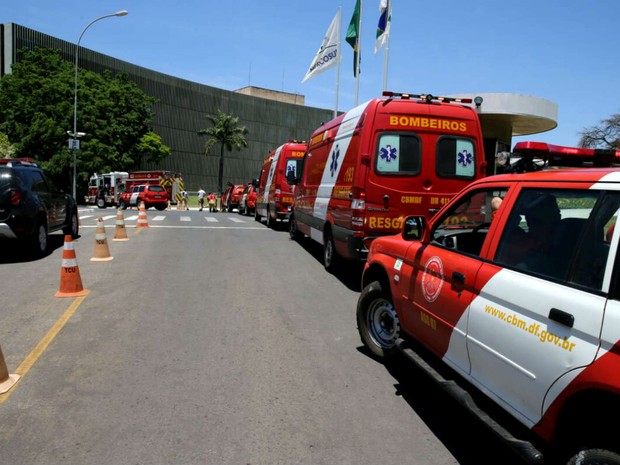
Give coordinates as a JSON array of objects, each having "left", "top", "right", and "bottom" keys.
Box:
[
  {"left": 125, "top": 170, "right": 184, "bottom": 206},
  {"left": 84, "top": 171, "right": 129, "bottom": 208},
  {"left": 85, "top": 170, "right": 184, "bottom": 208}
]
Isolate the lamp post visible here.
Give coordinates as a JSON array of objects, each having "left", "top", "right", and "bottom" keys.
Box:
[{"left": 72, "top": 10, "right": 128, "bottom": 200}]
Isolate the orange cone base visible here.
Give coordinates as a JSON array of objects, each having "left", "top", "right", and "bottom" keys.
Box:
[
  {"left": 0, "top": 374, "right": 20, "bottom": 394},
  {"left": 55, "top": 288, "right": 90, "bottom": 298}
]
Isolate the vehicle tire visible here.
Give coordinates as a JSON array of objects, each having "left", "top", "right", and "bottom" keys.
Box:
[
  {"left": 356, "top": 280, "right": 400, "bottom": 360},
  {"left": 155, "top": 204, "right": 166, "bottom": 211},
  {"left": 119, "top": 200, "right": 127, "bottom": 210},
  {"left": 323, "top": 229, "right": 338, "bottom": 271},
  {"left": 254, "top": 209, "right": 261, "bottom": 222},
  {"left": 567, "top": 449, "right": 620, "bottom": 465},
  {"left": 30, "top": 219, "right": 48, "bottom": 257},
  {"left": 96, "top": 197, "right": 106, "bottom": 209},
  {"left": 266, "top": 207, "right": 275, "bottom": 229},
  {"left": 63, "top": 209, "right": 79, "bottom": 239},
  {"left": 289, "top": 213, "right": 301, "bottom": 240}
]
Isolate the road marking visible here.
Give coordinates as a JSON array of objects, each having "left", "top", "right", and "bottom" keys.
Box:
[
  {"left": 229, "top": 217, "right": 245, "bottom": 223},
  {"left": 126, "top": 215, "right": 139, "bottom": 221},
  {"left": 180, "top": 216, "right": 191, "bottom": 222},
  {"left": 205, "top": 217, "right": 218, "bottom": 222},
  {"left": 0, "top": 293, "right": 90, "bottom": 404},
  {"left": 152, "top": 216, "right": 166, "bottom": 221}
]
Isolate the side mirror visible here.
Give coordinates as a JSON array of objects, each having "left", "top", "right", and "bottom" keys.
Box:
[
  {"left": 402, "top": 216, "right": 425, "bottom": 241},
  {"left": 286, "top": 170, "right": 297, "bottom": 185}
]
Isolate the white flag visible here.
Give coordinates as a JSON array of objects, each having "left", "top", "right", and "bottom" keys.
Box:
[
  {"left": 302, "top": 10, "right": 341, "bottom": 83},
  {"left": 375, "top": 0, "right": 391, "bottom": 54}
]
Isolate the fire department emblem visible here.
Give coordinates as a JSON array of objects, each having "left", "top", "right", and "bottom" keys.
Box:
[
  {"left": 330, "top": 145, "right": 340, "bottom": 177},
  {"left": 421, "top": 256, "right": 444, "bottom": 302}
]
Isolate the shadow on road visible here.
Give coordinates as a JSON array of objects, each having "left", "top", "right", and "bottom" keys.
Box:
[
  {"left": 0, "top": 233, "right": 71, "bottom": 264},
  {"left": 356, "top": 344, "right": 534, "bottom": 465}
]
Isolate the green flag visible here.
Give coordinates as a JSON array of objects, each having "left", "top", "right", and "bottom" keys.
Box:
[{"left": 346, "top": 0, "right": 361, "bottom": 77}]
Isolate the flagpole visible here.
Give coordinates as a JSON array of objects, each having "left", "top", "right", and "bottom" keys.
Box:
[
  {"left": 382, "top": 0, "right": 391, "bottom": 91},
  {"left": 334, "top": 6, "right": 342, "bottom": 118},
  {"left": 354, "top": 0, "right": 363, "bottom": 106}
]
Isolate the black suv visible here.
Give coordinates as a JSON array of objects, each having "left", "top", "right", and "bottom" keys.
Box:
[{"left": 0, "top": 158, "right": 79, "bottom": 256}]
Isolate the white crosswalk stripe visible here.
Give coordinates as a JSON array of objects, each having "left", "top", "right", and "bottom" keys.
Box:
[{"left": 78, "top": 211, "right": 257, "bottom": 227}]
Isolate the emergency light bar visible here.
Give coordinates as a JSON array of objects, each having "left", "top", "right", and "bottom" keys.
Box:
[
  {"left": 0, "top": 158, "right": 38, "bottom": 167},
  {"left": 382, "top": 91, "right": 473, "bottom": 104},
  {"left": 513, "top": 141, "right": 620, "bottom": 167}
]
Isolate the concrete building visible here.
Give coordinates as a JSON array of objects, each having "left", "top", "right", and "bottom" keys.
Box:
[{"left": 1, "top": 23, "right": 558, "bottom": 191}]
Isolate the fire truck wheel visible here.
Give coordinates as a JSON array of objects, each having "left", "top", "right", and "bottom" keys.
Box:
[
  {"left": 254, "top": 210, "right": 261, "bottom": 222},
  {"left": 119, "top": 200, "right": 128, "bottom": 210},
  {"left": 323, "top": 230, "right": 338, "bottom": 271},
  {"left": 567, "top": 449, "right": 620, "bottom": 465},
  {"left": 289, "top": 213, "right": 301, "bottom": 241},
  {"left": 266, "top": 208, "right": 275, "bottom": 229},
  {"left": 356, "top": 280, "right": 400, "bottom": 360},
  {"left": 155, "top": 204, "right": 166, "bottom": 211}
]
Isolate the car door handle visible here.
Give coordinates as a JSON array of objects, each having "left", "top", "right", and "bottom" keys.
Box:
[
  {"left": 549, "top": 308, "right": 575, "bottom": 328},
  {"left": 451, "top": 272, "right": 466, "bottom": 294}
]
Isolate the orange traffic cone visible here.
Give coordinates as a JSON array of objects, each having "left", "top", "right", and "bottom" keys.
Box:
[
  {"left": 55, "top": 235, "right": 89, "bottom": 297},
  {"left": 136, "top": 201, "right": 149, "bottom": 228},
  {"left": 113, "top": 208, "right": 129, "bottom": 241},
  {"left": 91, "top": 217, "right": 113, "bottom": 261},
  {"left": 0, "top": 344, "right": 19, "bottom": 394}
]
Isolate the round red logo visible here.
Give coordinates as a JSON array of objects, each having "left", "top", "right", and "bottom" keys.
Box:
[{"left": 421, "top": 256, "right": 444, "bottom": 302}]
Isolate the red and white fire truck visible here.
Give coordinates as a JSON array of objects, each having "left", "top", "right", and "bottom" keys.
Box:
[
  {"left": 125, "top": 171, "right": 184, "bottom": 206},
  {"left": 84, "top": 171, "right": 129, "bottom": 208},
  {"left": 85, "top": 170, "right": 184, "bottom": 208}
]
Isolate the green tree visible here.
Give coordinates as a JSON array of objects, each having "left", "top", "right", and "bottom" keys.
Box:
[
  {"left": 579, "top": 113, "right": 620, "bottom": 150},
  {"left": 198, "top": 110, "right": 249, "bottom": 193},
  {"left": 0, "top": 132, "right": 16, "bottom": 157},
  {"left": 0, "top": 47, "right": 170, "bottom": 190}
]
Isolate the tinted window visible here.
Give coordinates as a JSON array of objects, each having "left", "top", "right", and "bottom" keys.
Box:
[
  {"left": 0, "top": 168, "right": 12, "bottom": 190},
  {"left": 436, "top": 137, "right": 476, "bottom": 179},
  {"left": 375, "top": 133, "right": 421, "bottom": 175},
  {"left": 29, "top": 170, "right": 48, "bottom": 193},
  {"left": 149, "top": 185, "right": 165, "bottom": 192},
  {"left": 495, "top": 188, "right": 620, "bottom": 291}
]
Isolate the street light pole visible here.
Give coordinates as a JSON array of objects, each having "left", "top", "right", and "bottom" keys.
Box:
[{"left": 72, "top": 10, "right": 128, "bottom": 200}]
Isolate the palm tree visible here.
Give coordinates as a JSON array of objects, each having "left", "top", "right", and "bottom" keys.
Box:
[{"left": 198, "top": 110, "right": 249, "bottom": 193}]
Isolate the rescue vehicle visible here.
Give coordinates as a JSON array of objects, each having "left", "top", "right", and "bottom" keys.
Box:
[
  {"left": 125, "top": 170, "right": 183, "bottom": 206},
  {"left": 287, "top": 92, "right": 486, "bottom": 270},
  {"left": 237, "top": 181, "right": 258, "bottom": 216},
  {"left": 357, "top": 166, "right": 620, "bottom": 465},
  {"left": 220, "top": 183, "right": 245, "bottom": 212},
  {"left": 255, "top": 140, "right": 306, "bottom": 228},
  {"left": 84, "top": 171, "right": 128, "bottom": 208},
  {"left": 118, "top": 184, "right": 168, "bottom": 210}
]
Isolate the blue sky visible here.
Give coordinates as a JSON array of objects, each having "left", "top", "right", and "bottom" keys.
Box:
[{"left": 2, "top": 0, "right": 619, "bottom": 147}]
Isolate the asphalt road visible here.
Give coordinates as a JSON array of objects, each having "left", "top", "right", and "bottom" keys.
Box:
[{"left": 0, "top": 207, "right": 529, "bottom": 465}]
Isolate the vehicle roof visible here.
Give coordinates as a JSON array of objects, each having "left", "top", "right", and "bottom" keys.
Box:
[
  {"left": 473, "top": 167, "right": 620, "bottom": 186},
  {"left": 311, "top": 93, "right": 477, "bottom": 135}
]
